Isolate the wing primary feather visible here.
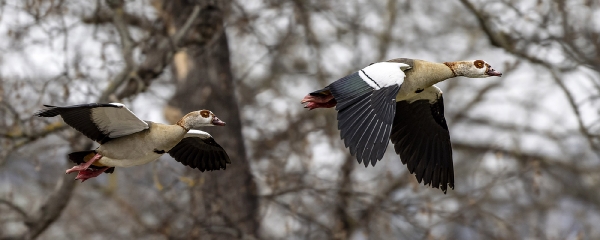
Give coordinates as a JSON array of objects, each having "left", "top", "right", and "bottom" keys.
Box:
[
  {"left": 207, "top": 152, "right": 216, "bottom": 170},
  {"left": 341, "top": 105, "right": 372, "bottom": 151},
  {"left": 199, "top": 154, "right": 207, "bottom": 171},
  {"left": 432, "top": 165, "right": 441, "bottom": 189},
  {"left": 354, "top": 116, "right": 377, "bottom": 163},
  {"left": 358, "top": 118, "right": 379, "bottom": 166},
  {"left": 325, "top": 70, "right": 402, "bottom": 168},
  {"left": 219, "top": 152, "right": 230, "bottom": 168},
  {"left": 190, "top": 152, "right": 201, "bottom": 169},
  {"left": 440, "top": 162, "right": 449, "bottom": 193},
  {"left": 415, "top": 133, "right": 433, "bottom": 182},
  {"left": 179, "top": 148, "right": 194, "bottom": 166},
  {"left": 338, "top": 95, "right": 373, "bottom": 142},
  {"left": 367, "top": 120, "right": 385, "bottom": 166},
  {"left": 368, "top": 87, "right": 399, "bottom": 165},
  {"left": 390, "top": 91, "right": 454, "bottom": 193},
  {"left": 424, "top": 140, "right": 440, "bottom": 187},
  {"left": 168, "top": 137, "right": 230, "bottom": 172},
  {"left": 346, "top": 109, "right": 374, "bottom": 158}
]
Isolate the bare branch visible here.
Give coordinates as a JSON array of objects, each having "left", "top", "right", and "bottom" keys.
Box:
[
  {"left": 549, "top": 70, "right": 600, "bottom": 154},
  {"left": 99, "top": 0, "right": 137, "bottom": 102},
  {"left": 0, "top": 199, "right": 28, "bottom": 219},
  {"left": 458, "top": 0, "right": 574, "bottom": 71},
  {"left": 115, "top": 5, "right": 203, "bottom": 100},
  {"left": 23, "top": 169, "right": 79, "bottom": 240},
  {"left": 82, "top": 8, "right": 152, "bottom": 30},
  {"left": 172, "top": 6, "right": 201, "bottom": 45}
]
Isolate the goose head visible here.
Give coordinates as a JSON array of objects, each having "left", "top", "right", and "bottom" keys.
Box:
[
  {"left": 177, "top": 110, "right": 226, "bottom": 130},
  {"left": 451, "top": 60, "right": 503, "bottom": 78}
]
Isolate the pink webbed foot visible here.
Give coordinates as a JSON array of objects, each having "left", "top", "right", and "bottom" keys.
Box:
[
  {"left": 301, "top": 94, "right": 337, "bottom": 110},
  {"left": 65, "top": 153, "right": 107, "bottom": 182},
  {"left": 66, "top": 153, "right": 102, "bottom": 174},
  {"left": 74, "top": 167, "right": 110, "bottom": 182}
]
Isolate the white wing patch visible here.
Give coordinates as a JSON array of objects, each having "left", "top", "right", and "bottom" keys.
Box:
[
  {"left": 91, "top": 104, "right": 149, "bottom": 138},
  {"left": 184, "top": 130, "right": 212, "bottom": 139},
  {"left": 358, "top": 62, "right": 408, "bottom": 90},
  {"left": 109, "top": 102, "right": 125, "bottom": 108}
]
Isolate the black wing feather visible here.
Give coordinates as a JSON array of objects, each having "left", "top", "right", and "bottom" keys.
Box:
[
  {"left": 355, "top": 116, "right": 377, "bottom": 164},
  {"left": 338, "top": 94, "right": 372, "bottom": 142},
  {"left": 168, "top": 137, "right": 231, "bottom": 172},
  {"left": 328, "top": 72, "right": 401, "bottom": 166},
  {"left": 390, "top": 96, "right": 454, "bottom": 193},
  {"left": 340, "top": 97, "right": 372, "bottom": 155},
  {"left": 199, "top": 153, "right": 207, "bottom": 171},
  {"left": 35, "top": 103, "right": 122, "bottom": 144},
  {"left": 366, "top": 120, "right": 384, "bottom": 165},
  {"left": 338, "top": 92, "right": 370, "bottom": 127},
  {"left": 179, "top": 148, "right": 194, "bottom": 165},
  {"left": 414, "top": 134, "right": 431, "bottom": 179}
]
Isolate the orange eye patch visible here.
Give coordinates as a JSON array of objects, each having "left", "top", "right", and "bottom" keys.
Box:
[
  {"left": 200, "top": 110, "right": 210, "bottom": 118},
  {"left": 474, "top": 60, "right": 485, "bottom": 69}
]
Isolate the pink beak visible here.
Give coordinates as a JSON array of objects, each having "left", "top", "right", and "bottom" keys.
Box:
[
  {"left": 487, "top": 67, "right": 502, "bottom": 77},
  {"left": 212, "top": 116, "right": 226, "bottom": 126}
]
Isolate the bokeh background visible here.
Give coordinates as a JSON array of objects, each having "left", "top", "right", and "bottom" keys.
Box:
[{"left": 1, "top": 0, "right": 600, "bottom": 239}]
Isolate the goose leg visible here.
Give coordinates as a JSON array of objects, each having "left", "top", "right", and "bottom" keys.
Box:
[
  {"left": 65, "top": 153, "right": 103, "bottom": 174},
  {"left": 74, "top": 167, "right": 110, "bottom": 182}
]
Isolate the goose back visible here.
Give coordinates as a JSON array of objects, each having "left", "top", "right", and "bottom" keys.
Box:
[{"left": 387, "top": 58, "right": 455, "bottom": 101}]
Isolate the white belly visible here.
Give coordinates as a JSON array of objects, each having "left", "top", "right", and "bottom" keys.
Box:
[{"left": 98, "top": 153, "right": 163, "bottom": 167}]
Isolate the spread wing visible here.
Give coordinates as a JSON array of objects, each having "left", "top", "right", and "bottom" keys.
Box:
[
  {"left": 390, "top": 86, "right": 454, "bottom": 193},
  {"left": 35, "top": 103, "right": 149, "bottom": 144},
  {"left": 330, "top": 71, "right": 402, "bottom": 167},
  {"left": 167, "top": 130, "right": 231, "bottom": 171}
]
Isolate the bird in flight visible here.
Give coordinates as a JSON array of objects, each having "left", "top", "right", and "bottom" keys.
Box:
[
  {"left": 302, "top": 58, "right": 502, "bottom": 193},
  {"left": 35, "top": 103, "right": 230, "bottom": 182}
]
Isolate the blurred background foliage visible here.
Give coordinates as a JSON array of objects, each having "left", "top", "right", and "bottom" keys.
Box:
[{"left": 1, "top": 0, "right": 600, "bottom": 239}]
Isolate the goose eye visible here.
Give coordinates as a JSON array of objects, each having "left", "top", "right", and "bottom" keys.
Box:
[
  {"left": 474, "top": 60, "right": 485, "bottom": 69},
  {"left": 200, "top": 110, "right": 210, "bottom": 118}
]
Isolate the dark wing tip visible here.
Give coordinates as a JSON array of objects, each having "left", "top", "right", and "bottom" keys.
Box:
[
  {"left": 168, "top": 137, "right": 231, "bottom": 172},
  {"left": 34, "top": 106, "right": 61, "bottom": 117},
  {"left": 391, "top": 98, "right": 455, "bottom": 193},
  {"left": 200, "top": 137, "right": 231, "bottom": 170},
  {"left": 34, "top": 103, "right": 122, "bottom": 117},
  {"left": 336, "top": 87, "right": 399, "bottom": 167}
]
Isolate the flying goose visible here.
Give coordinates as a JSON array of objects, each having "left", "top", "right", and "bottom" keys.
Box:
[
  {"left": 301, "top": 58, "right": 502, "bottom": 193},
  {"left": 35, "top": 103, "right": 231, "bottom": 182}
]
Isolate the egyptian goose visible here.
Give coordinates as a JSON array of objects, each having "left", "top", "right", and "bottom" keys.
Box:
[
  {"left": 35, "top": 103, "right": 231, "bottom": 182},
  {"left": 301, "top": 58, "right": 502, "bottom": 193}
]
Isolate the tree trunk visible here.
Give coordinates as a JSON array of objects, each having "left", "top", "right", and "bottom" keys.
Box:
[{"left": 162, "top": 1, "right": 258, "bottom": 238}]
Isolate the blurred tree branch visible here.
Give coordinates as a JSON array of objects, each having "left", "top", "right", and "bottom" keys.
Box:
[
  {"left": 459, "top": 0, "right": 600, "bottom": 155},
  {"left": 0, "top": 199, "right": 28, "bottom": 220},
  {"left": 2, "top": 1, "right": 206, "bottom": 239},
  {"left": 3, "top": 0, "right": 600, "bottom": 239},
  {"left": 107, "top": 4, "right": 202, "bottom": 100}
]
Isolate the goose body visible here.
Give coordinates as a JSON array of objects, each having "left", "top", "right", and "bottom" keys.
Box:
[
  {"left": 35, "top": 103, "right": 231, "bottom": 181},
  {"left": 95, "top": 123, "right": 186, "bottom": 167},
  {"left": 302, "top": 58, "right": 502, "bottom": 193}
]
